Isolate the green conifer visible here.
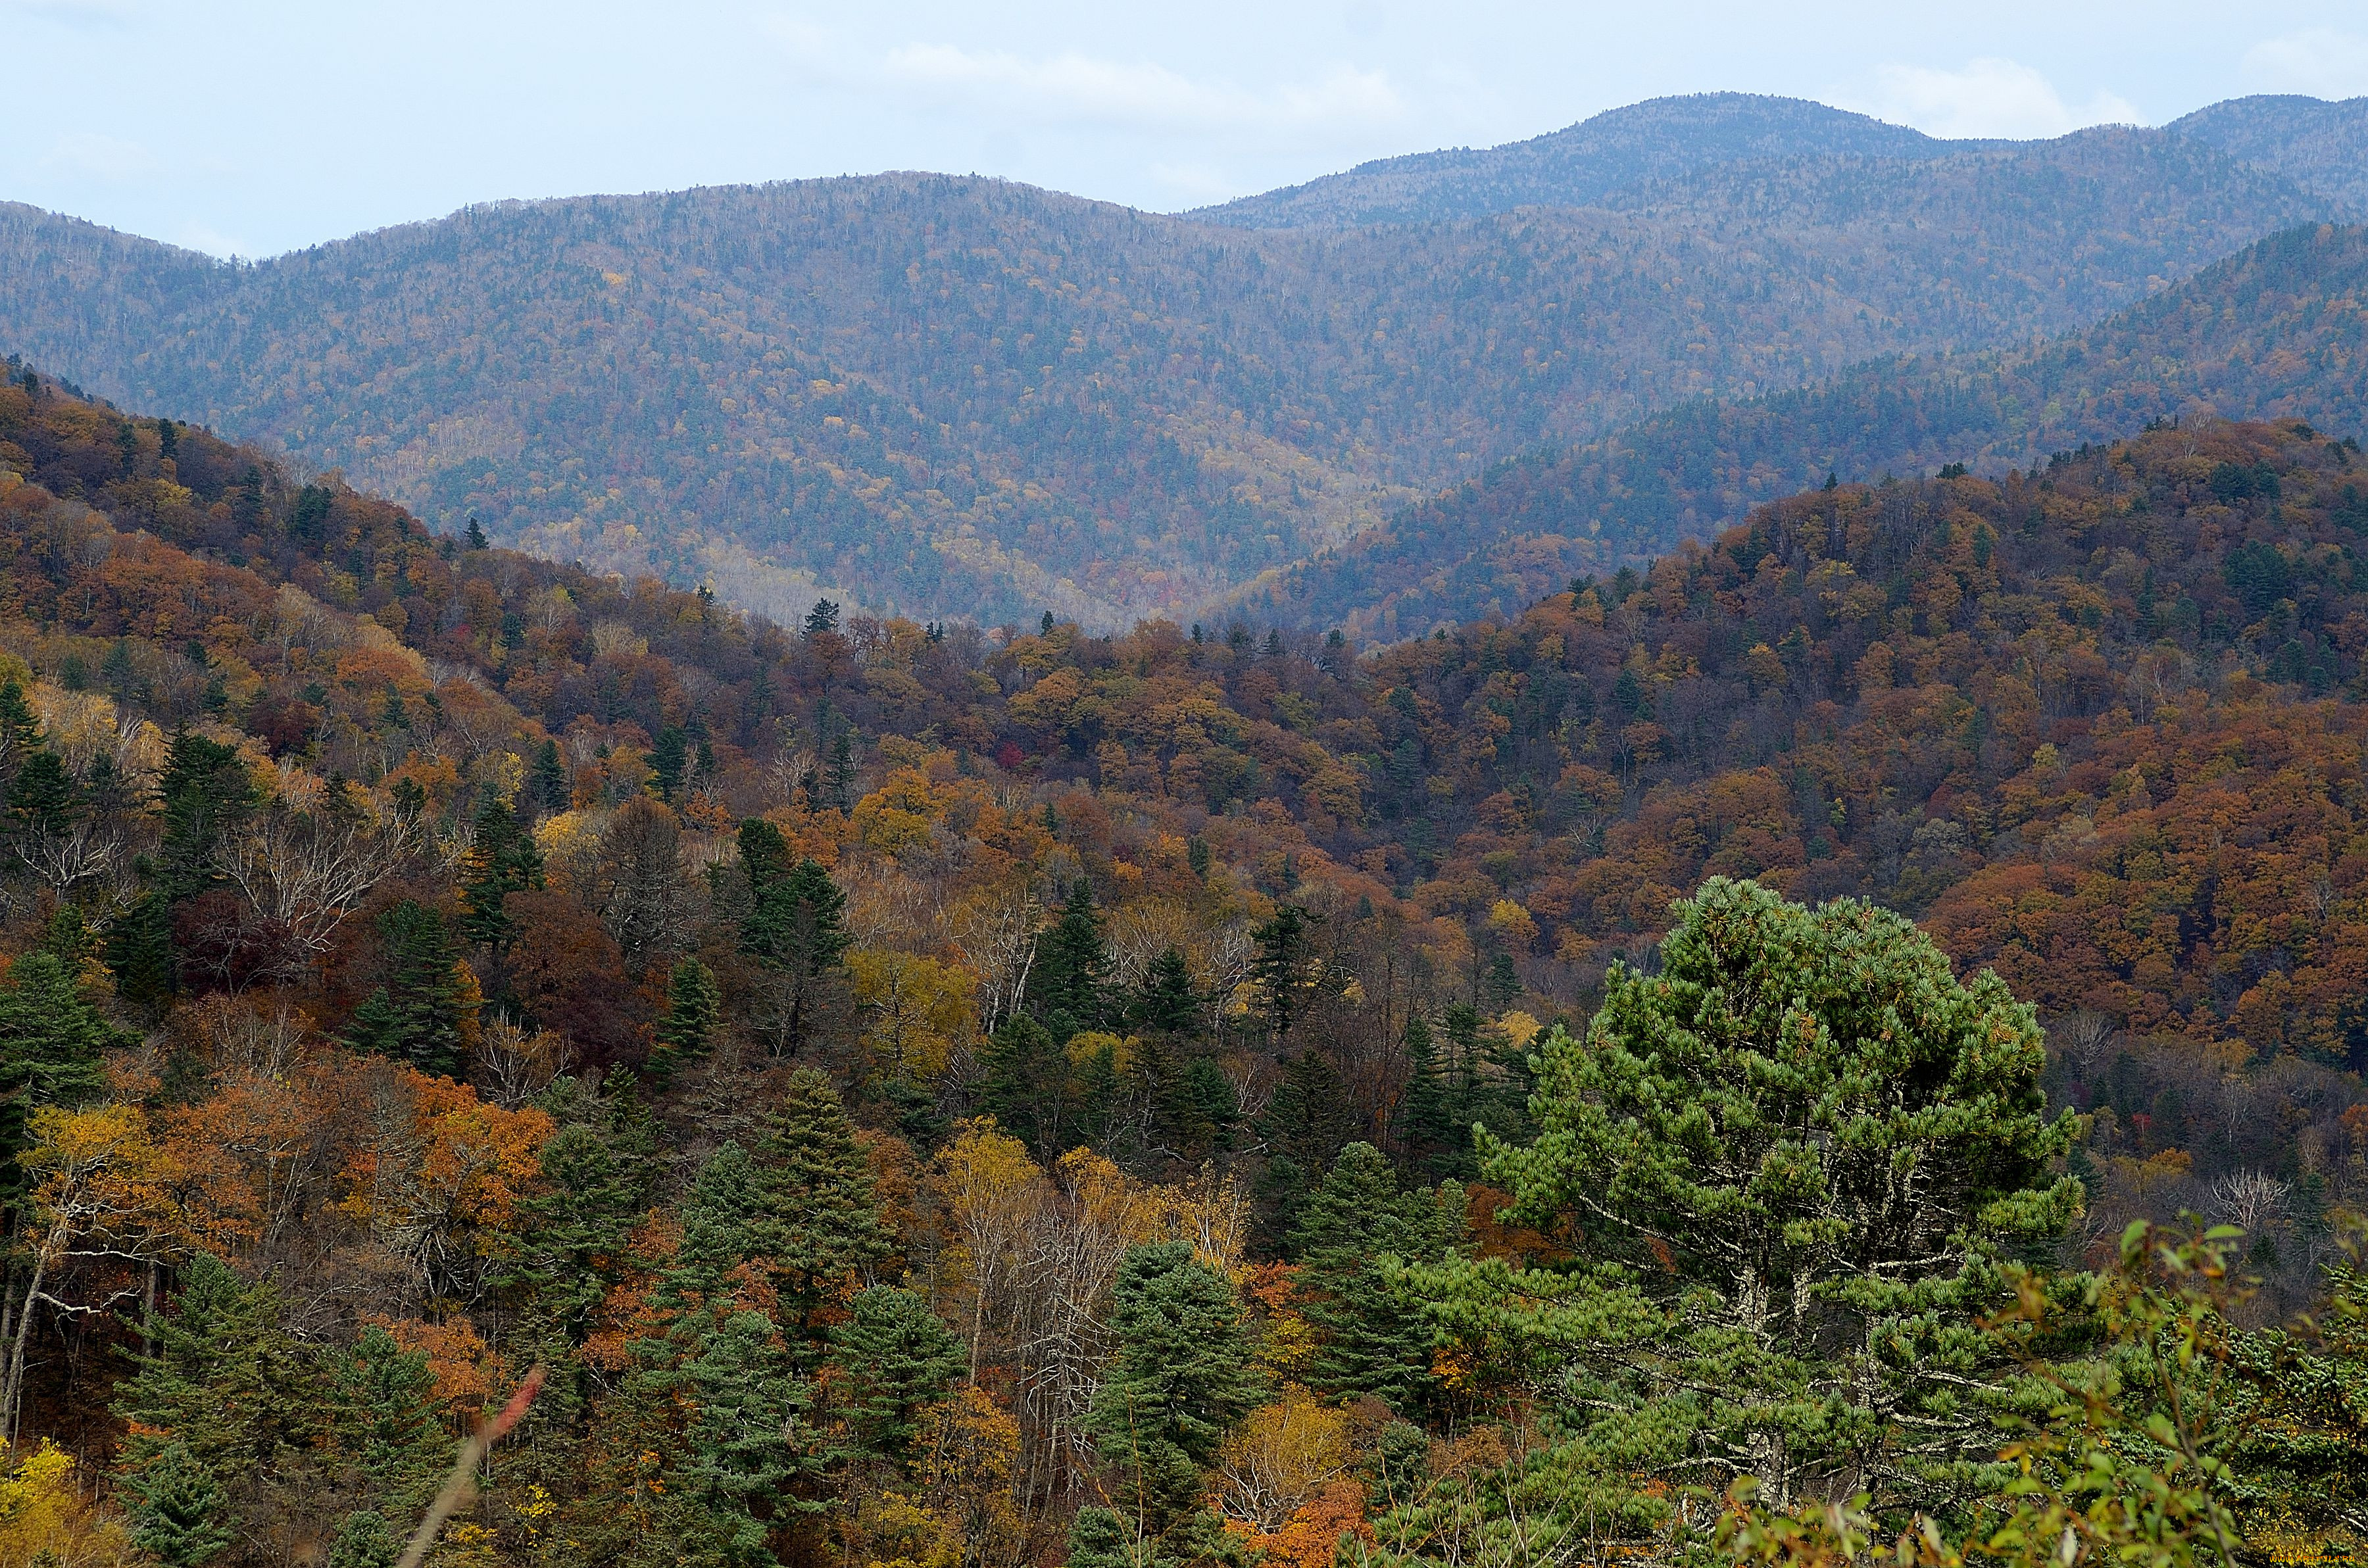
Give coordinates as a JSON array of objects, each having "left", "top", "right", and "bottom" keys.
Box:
[
  {"left": 457, "top": 793, "right": 542, "bottom": 949},
  {"left": 829, "top": 1286, "right": 964, "bottom": 1466},
  {"left": 752, "top": 1069, "right": 895, "bottom": 1339},
  {"left": 122, "top": 1442, "right": 233, "bottom": 1567},
  {"left": 1085, "top": 1240, "right": 1265, "bottom": 1536},
  {"left": 1029, "top": 880, "right": 1109, "bottom": 1037},
  {"left": 326, "top": 1326, "right": 447, "bottom": 1515},
  {"left": 646, "top": 958, "right": 722, "bottom": 1086},
  {"left": 1291, "top": 1142, "right": 1461, "bottom": 1412},
  {"left": 326, "top": 1510, "right": 398, "bottom": 1568}
]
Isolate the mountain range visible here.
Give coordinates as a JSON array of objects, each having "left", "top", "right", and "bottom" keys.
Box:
[{"left": 3, "top": 90, "right": 2367, "bottom": 632}]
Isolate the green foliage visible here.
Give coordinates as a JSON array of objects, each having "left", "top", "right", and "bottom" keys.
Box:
[
  {"left": 1133, "top": 946, "right": 1200, "bottom": 1035},
  {"left": 1291, "top": 1143, "right": 1462, "bottom": 1412},
  {"left": 1085, "top": 1240, "right": 1266, "bottom": 1536},
  {"left": 829, "top": 1286, "right": 965, "bottom": 1465},
  {"left": 117, "top": 1254, "right": 320, "bottom": 1487},
  {"left": 0, "top": 949, "right": 121, "bottom": 1198},
  {"left": 1029, "top": 880, "right": 1110, "bottom": 1038},
  {"left": 153, "top": 730, "right": 256, "bottom": 904},
  {"left": 646, "top": 957, "right": 723, "bottom": 1085},
  {"left": 458, "top": 792, "right": 543, "bottom": 948},
  {"left": 1393, "top": 879, "right": 2083, "bottom": 1554},
  {"left": 122, "top": 1442, "right": 234, "bottom": 1568},
  {"left": 326, "top": 1327, "right": 448, "bottom": 1516},
  {"left": 349, "top": 900, "right": 473, "bottom": 1078},
  {"left": 325, "top": 1510, "right": 398, "bottom": 1568},
  {"left": 751, "top": 1068, "right": 895, "bottom": 1337},
  {"left": 738, "top": 820, "right": 848, "bottom": 1050}
]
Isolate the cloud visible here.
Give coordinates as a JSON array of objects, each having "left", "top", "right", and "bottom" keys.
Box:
[
  {"left": 42, "top": 132, "right": 157, "bottom": 182},
  {"left": 761, "top": 20, "right": 1403, "bottom": 140},
  {"left": 881, "top": 45, "right": 1402, "bottom": 135},
  {"left": 172, "top": 222, "right": 253, "bottom": 260},
  {"left": 1845, "top": 57, "right": 2142, "bottom": 141},
  {"left": 2241, "top": 30, "right": 2368, "bottom": 99}
]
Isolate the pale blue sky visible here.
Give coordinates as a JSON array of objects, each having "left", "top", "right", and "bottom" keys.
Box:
[{"left": 4, "top": 0, "right": 2363, "bottom": 258}]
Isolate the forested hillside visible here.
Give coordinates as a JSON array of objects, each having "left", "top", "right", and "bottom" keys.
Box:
[
  {"left": 1264, "top": 222, "right": 2368, "bottom": 636},
  {"left": 0, "top": 366, "right": 2363, "bottom": 1566},
  {"left": 2170, "top": 93, "right": 2368, "bottom": 210},
  {"left": 0, "top": 126, "right": 2342, "bottom": 629},
  {"left": 1190, "top": 91, "right": 1957, "bottom": 229},
  {"left": 1204, "top": 88, "right": 2368, "bottom": 230}
]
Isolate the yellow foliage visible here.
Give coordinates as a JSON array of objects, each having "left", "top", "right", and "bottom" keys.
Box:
[
  {"left": 0, "top": 1438, "right": 130, "bottom": 1568},
  {"left": 848, "top": 949, "right": 979, "bottom": 1081},
  {"left": 1062, "top": 1029, "right": 1132, "bottom": 1076},
  {"left": 851, "top": 768, "right": 948, "bottom": 858},
  {"left": 1486, "top": 898, "right": 1539, "bottom": 949},
  {"left": 1216, "top": 1387, "right": 1352, "bottom": 1531},
  {"left": 1497, "top": 1010, "right": 1542, "bottom": 1050}
]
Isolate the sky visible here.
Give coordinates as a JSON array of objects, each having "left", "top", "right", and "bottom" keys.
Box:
[{"left": 3, "top": 0, "right": 2365, "bottom": 260}]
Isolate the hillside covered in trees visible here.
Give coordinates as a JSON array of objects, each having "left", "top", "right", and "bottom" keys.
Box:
[
  {"left": 0, "top": 368, "right": 2363, "bottom": 1566},
  {"left": 1200, "top": 89, "right": 2368, "bottom": 230},
  {"left": 0, "top": 120, "right": 2349, "bottom": 631},
  {"left": 1262, "top": 221, "right": 2368, "bottom": 637}
]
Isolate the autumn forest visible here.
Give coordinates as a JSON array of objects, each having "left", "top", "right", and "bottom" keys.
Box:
[{"left": 1, "top": 80, "right": 2367, "bottom": 1568}]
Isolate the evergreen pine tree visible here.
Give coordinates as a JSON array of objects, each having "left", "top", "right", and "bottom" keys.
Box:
[
  {"left": 105, "top": 893, "right": 180, "bottom": 1012},
  {"left": 360, "top": 901, "right": 474, "bottom": 1078},
  {"left": 326, "top": 1510, "right": 399, "bottom": 1568},
  {"left": 464, "top": 516, "right": 489, "bottom": 550},
  {"left": 1394, "top": 1012, "right": 1456, "bottom": 1176},
  {"left": 1084, "top": 1240, "right": 1265, "bottom": 1537},
  {"left": 326, "top": 1326, "right": 448, "bottom": 1516},
  {"left": 737, "top": 821, "right": 849, "bottom": 1052},
  {"left": 0, "top": 679, "right": 37, "bottom": 768},
  {"left": 827, "top": 729, "right": 856, "bottom": 812},
  {"left": 678, "top": 1307, "right": 821, "bottom": 1560},
  {"left": 753, "top": 1069, "right": 895, "bottom": 1340},
  {"left": 152, "top": 731, "right": 256, "bottom": 903},
  {"left": 122, "top": 1442, "right": 233, "bottom": 1567},
  {"left": 5, "top": 748, "right": 80, "bottom": 839},
  {"left": 529, "top": 739, "right": 568, "bottom": 814},
  {"left": 650, "top": 725, "right": 688, "bottom": 800},
  {"left": 645, "top": 958, "right": 722, "bottom": 1086},
  {"left": 0, "top": 950, "right": 125, "bottom": 1199},
  {"left": 116, "top": 1254, "right": 320, "bottom": 1488},
  {"left": 457, "top": 793, "right": 542, "bottom": 948},
  {"left": 1029, "top": 881, "right": 1109, "bottom": 1038},
  {"left": 1249, "top": 904, "right": 1318, "bottom": 1038},
  {"left": 829, "top": 1286, "right": 964, "bottom": 1467},
  {"left": 1133, "top": 946, "right": 1198, "bottom": 1035},
  {"left": 976, "top": 1013, "right": 1071, "bottom": 1159},
  {"left": 1291, "top": 1142, "right": 1461, "bottom": 1412}
]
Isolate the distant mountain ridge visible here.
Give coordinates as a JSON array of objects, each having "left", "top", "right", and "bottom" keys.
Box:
[
  {"left": 1198, "top": 89, "right": 2368, "bottom": 232},
  {"left": 1190, "top": 92, "right": 1964, "bottom": 229},
  {"left": 0, "top": 95, "right": 2359, "bottom": 631},
  {"left": 1252, "top": 222, "right": 2368, "bottom": 638}
]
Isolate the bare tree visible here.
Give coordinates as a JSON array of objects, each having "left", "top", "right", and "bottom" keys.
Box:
[
  {"left": 953, "top": 881, "right": 1042, "bottom": 1035},
  {"left": 2209, "top": 1169, "right": 2291, "bottom": 1238},
  {"left": 219, "top": 787, "right": 420, "bottom": 982}
]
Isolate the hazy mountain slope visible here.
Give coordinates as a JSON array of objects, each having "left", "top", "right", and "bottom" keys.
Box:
[
  {"left": 1256, "top": 222, "right": 2368, "bottom": 637},
  {"left": 0, "top": 132, "right": 2341, "bottom": 628},
  {"left": 1189, "top": 91, "right": 1952, "bottom": 229},
  {"left": 2169, "top": 95, "right": 2368, "bottom": 210}
]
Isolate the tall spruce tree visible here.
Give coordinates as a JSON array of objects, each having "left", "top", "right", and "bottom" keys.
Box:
[
  {"left": 752, "top": 1068, "right": 895, "bottom": 1340},
  {"left": 457, "top": 792, "right": 543, "bottom": 948},
  {"left": 646, "top": 957, "right": 723, "bottom": 1086},
  {"left": 1085, "top": 1240, "right": 1266, "bottom": 1540},
  {"left": 347, "top": 900, "right": 473, "bottom": 1077},
  {"left": 122, "top": 1443, "right": 233, "bottom": 1567},
  {"left": 0, "top": 950, "right": 124, "bottom": 1200},
  {"left": 1291, "top": 1142, "right": 1462, "bottom": 1413},
  {"left": 1248, "top": 903, "right": 1318, "bottom": 1039},
  {"left": 1133, "top": 945, "right": 1199, "bottom": 1035},
  {"left": 737, "top": 820, "right": 849, "bottom": 1052},
  {"left": 326, "top": 1326, "right": 448, "bottom": 1517},
  {"left": 829, "top": 1286, "right": 964, "bottom": 1467},
  {"left": 1029, "top": 880, "right": 1110, "bottom": 1039},
  {"left": 116, "top": 1255, "right": 321, "bottom": 1518}
]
